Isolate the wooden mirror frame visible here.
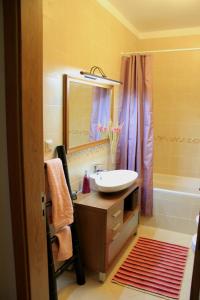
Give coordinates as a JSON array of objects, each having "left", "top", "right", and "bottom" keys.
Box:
[{"left": 63, "top": 74, "right": 114, "bottom": 154}]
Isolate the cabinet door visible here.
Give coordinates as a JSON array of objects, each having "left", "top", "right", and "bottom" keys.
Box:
[{"left": 75, "top": 206, "right": 107, "bottom": 272}]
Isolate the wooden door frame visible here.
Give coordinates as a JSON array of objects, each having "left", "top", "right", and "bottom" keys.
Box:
[
  {"left": 3, "top": 1, "right": 200, "bottom": 300},
  {"left": 3, "top": 1, "right": 49, "bottom": 299}
]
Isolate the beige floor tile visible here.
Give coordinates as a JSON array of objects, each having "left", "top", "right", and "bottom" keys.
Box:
[{"left": 58, "top": 225, "right": 194, "bottom": 300}]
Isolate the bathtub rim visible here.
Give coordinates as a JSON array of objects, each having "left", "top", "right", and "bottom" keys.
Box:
[
  {"left": 154, "top": 187, "right": 200, "bottom": 198},
  {"left": 154, "top": 172, "right": 200, "bottom": 197}
]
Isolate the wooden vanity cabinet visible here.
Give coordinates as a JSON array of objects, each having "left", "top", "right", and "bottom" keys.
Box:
[{"left": 74, "top": 179, "right": 141, "bottom": 281}]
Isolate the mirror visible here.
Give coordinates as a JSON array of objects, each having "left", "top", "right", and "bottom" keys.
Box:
[{"left": 63, "top": 75, "right": 113, "bottom": 153}]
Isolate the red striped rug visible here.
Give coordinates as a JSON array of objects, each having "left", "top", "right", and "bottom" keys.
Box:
[{"left": 112, "top": 237, "right": 189, "bottom": 299}]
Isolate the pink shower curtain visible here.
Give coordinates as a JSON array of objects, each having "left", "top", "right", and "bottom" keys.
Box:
[{"left": 117, "top": 55, "right": 153, "bottom": 216}]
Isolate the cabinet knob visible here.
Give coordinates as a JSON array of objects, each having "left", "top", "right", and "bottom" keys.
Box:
[
  {"left": 112, "top": 210, "right": 122, "bottom": 218},
  {"left": 112, "top": 222, "right": 121, "bottom": 232},
  {"left": 112, "top": 232, "right": 120, "bottom": 241}
]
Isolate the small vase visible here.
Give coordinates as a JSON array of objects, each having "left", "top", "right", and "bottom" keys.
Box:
[{"left": 109, "top": 143, "right": 116, "bottom": 167}]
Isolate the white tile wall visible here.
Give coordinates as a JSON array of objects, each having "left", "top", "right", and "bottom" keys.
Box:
[
  {"left": 141, "top": 189, "right": 199, "bottom": 234},
  {"left": 43, "top": 73, "right": 118, "bottom": 192},
  {"left": 68, "top": 143, "right": 111, "bottom": 191}
]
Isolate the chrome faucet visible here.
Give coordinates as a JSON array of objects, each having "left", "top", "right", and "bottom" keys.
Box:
[{"left": 94, "top": 163, "right": 104, "bottom": 174}]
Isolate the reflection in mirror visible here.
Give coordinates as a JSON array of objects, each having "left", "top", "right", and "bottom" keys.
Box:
[{"left": 63, "top": 75, "right": 113, "bottom": 153}]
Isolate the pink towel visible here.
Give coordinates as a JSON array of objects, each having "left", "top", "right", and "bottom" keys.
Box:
[
  {"left": 45, "top": 158, "right": 73, "bottom": 229},
  {"left": 52, "top": 226, "right": 73, "bottom": 261},
  {"left": 45, "top": 158, "right": 73, "bottom": 260}
]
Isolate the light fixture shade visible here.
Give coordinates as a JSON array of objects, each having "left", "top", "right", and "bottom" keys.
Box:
[{"left": 80, "top": 70, "right": 122, "bottom": 85}]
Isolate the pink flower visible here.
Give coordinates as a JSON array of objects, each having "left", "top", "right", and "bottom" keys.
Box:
[
  {"left": 97, "top": 124, "right": 103, "bottom": 132},
  {"left": 103, "top": 126, "right": 108, "bottom": 132},
  {"left": 111, "top": 126, "right": 121, "bottom": 134}
]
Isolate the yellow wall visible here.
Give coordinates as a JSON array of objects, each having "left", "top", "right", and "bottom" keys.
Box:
[
  {"left": 139, "top": 36, "right": 200, "bottom": 177},
  {"left": 43, "top": 0, "right": 138, "bottom": 189},
  {"left": 44, "top": 0, "right": 200, "bottom": 182},
  {"left": 139, "top": 35, "right": 200, "bottom": 51}
]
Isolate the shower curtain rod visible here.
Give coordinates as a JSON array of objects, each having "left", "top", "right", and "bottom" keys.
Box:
[{"left": 121, "top": 47, "right": 200, "bottom": 56}]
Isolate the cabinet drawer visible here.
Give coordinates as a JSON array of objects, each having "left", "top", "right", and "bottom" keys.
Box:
[
  {"left": 107, "top": 202, "right": 123, "bottom": 242},
  {"left": 108, "top": 210, "right": 139, "bottom": 264},
  {"left": 108, "top": 202, "right": 123, "bottom": 224}
]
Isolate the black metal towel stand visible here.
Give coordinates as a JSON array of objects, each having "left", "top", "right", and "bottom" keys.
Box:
[{"left": 46, "top": 145, "right": 85, "bottom": 300}]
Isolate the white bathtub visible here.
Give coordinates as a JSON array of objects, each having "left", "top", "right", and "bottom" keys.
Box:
[{"left": 141, "top": 173, "right": 200, "bottom": 234}]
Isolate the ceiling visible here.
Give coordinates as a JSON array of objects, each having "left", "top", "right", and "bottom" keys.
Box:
[{"left": 99, "top": 0, "right": 200, "bottom": 38}]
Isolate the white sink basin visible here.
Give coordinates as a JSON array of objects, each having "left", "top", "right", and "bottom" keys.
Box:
[{"left": 90, "top": 170, "right": 138, "bottom": 193}]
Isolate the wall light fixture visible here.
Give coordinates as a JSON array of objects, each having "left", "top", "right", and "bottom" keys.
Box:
[{"left": 80, "top": 66, "right": 122, "bottom": 85}]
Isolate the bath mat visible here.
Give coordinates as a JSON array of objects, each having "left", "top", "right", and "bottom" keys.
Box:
[{"left": 112, "top": 237, "right": 189, "bottom": 299}]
